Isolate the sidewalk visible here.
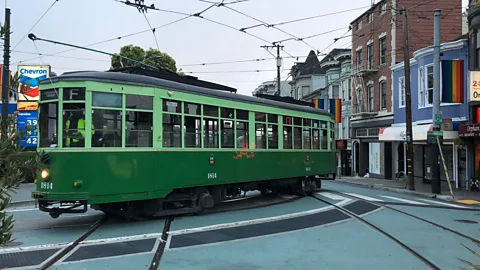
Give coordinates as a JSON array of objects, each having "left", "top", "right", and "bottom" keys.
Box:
[
  {"left": 334, "top": 176, "right": 480, "bottom": 205},
  {"left": 5, "top": 183, "right": 36, "bottom": 208}
]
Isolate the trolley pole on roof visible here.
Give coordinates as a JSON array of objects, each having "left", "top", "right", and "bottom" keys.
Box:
[
  {"left": 401, "top": 7, "right": 415, "bottom": 190},
  {"left": 261, "top": 44, "right": 283, "bottom": 96},
  {"left": 1, "top": 8, "right": 11, "bottom": 140}
]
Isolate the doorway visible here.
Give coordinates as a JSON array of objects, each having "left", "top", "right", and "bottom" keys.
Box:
[
  {"left": 354, "top": 142, "right": 360, "bottom": 176},
  {"left": 398, "top": 142, "right": 405, "bottom": 173}
]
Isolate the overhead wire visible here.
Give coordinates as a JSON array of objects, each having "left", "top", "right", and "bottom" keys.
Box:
[
  {"left": 12, "top": 4, "right": 390, "bottom": 65},
  {"left": 142, "top": 12, "right": 160, "bottom": 50},
  {"left": 12, "top": 0, "right": 59, "bottom": 51},
  {"left": 11, "top": 15, "right": 191, "bottom": 65},
  {"left": 222, "top": 5, "right": 318, "bottom": 51}
]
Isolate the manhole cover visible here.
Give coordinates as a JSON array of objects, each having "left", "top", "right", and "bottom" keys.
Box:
[
  {"left": 454, "top": 219, "right": 478, "bottom": 224},
  {"left": 4, "top": 241, "right": 23, "bottom": 246}
]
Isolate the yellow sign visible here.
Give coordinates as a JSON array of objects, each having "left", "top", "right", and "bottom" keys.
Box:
[{"left": 17, "top": 102, "right": 38, "bottom": 111}]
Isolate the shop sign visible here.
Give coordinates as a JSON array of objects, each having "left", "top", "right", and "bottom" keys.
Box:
[
  {"left": 470, "top": 71, "right": 480, "bottom": 101},
  {"left": 459, "top": 124, "right": 480, "bottom": 137}
]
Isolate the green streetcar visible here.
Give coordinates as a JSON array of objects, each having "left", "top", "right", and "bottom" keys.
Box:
[{"left": 32, "top": 70, "right": 337, "bottom": 219}]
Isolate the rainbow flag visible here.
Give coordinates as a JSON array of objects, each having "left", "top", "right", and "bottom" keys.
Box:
[
  {"left": 312, "top": 98, "right": 324, "bottom": 109},
  {"left": 441, "top": 60, "right": 464, "bottom": 103},
  {"left": 329, "top": 98, "right": 341, "bottom": 123}
]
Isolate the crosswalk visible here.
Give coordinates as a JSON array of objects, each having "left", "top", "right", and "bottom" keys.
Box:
[{"left": 316, "top": 191, "right": 470, "bottom": 209}]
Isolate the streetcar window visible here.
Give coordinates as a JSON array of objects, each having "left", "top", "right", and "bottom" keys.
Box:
[
  {"left": 283, "top": 126, "right": 292, "bottom": 149},
  {"left": 92, "top": 109, "right": 122, "bottom": 147},
  {"left": 204, "top": 118, "right": 218, "bottom": 148},
  {"left": 255, "top": 112, "right": 266, "bottom": 122},
  {"left": 268, "top": 124, "right": 278, "bottom": 149},
  {"left": 236, "top": 122, "right": 249, "bottom": 149},
  {"left": 126, "top": 94, "right": 153, "bottom": 110},
  {"left": 303, "top": 118, "right": 311, "bottom": 127},
  {"left": 303, "top": 128, "right": 311, "bottom": 149},
  {"left": 236, "top": 110, "right": 248, "bottom": 120},
  {"left": 40, "top": 89, "right": 58, "bottom": 101},
  {"left": 221, "top": 120, "right": 234, "bottom": 148},
  {"left": 39, "top": 102, "right": 58, "bottom": 147},
  {"left": 184, "top": 116, "right": 201, "bottom": 148},
  {"left": 184, "top": 102, "right": 200, "bottom": 115},
  {"left": 204, "top": 105, "right": 218, "bottom": 117},
  {"left": 221, "top": 107, "right": 234, "bottom": 119},
  {"left": 163, "top": 99, "right": 181, "bottom": 113},
  {"left": 294, "top": 127, "right": 302, "bottom": 149},
  {"left": 125, "top": 111, "right": 153, "bottom": 147},
  {"left": 313, "top": 120, "right": 319, "bottom": 128},
  {"left": 321, "top": 130, "right": 328, "bottom": 150},
  {"left": 283, "top": 116, "right": 292, "bottom": 125},
  {"left": 255, "top": 123, "right": 266, "bottom": 149},
  {"left": 92, "top": 92, "right": 122, "bottom": 108},
  {"left": 62, "top": 103, "right": 86, "bottom": 148},
  {"left": 321, "top": 121, "right": 327, "bottom": 129},
  {"left": 163, "top": 114, "right": 181, "bottom": 147},
  {"left": 268, "top": 114, "right": 278, "bottom": 123},
  {"left": 294, "top": 117, "right": 302, "bottom": 126},
  {"left": 63, "top": 88, "right": 85, "bottom": 101},
  {"left": 313, "top": 129, "right": 320, "bottom": 149}
]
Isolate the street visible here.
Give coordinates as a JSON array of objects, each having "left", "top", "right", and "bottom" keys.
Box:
[{"left": 1, "top": 181, "right": 479, "bottom": 270}]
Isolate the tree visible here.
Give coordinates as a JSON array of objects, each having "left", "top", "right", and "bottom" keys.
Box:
[
  {"left": 110, "top": 45, "right": 180, "bottom": 74},
  {"left": 0, "top": 68, "right": 45, "bottom": 246},
  {"left": 0, "top": 114, "right": 45, "bottom": 246}
]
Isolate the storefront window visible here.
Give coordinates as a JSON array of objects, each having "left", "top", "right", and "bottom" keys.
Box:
[{"left": 475, "top": 144, "right": 480, "bottom": 176}]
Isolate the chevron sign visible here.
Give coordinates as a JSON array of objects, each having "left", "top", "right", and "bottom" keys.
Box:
[{"left": 17, "top": 65, "right": 50, "bottom": 102}]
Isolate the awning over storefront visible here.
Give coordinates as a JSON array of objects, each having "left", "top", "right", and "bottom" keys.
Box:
[{"left": 378, "top": 124, "right": 458, "bottom": 141}]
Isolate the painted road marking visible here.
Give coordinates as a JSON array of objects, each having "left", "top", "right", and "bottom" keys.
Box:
[
  {"left": 343, "top": 193, "right": 384, "bottom": 202},
  {"left": 456, "top": 199, "right": 480, "bottom": 205},
  {"left": 417, "top": 199, "right": 468, "bottom": 208},
  {"left": 380, "top": 196, "right": 428, "bottom": 205},
  {"left": 168, "top": 198, "right": 352, "bottom": 236},
  {"left": 317, "top": 191, "right": 346, "bottom": 200}
]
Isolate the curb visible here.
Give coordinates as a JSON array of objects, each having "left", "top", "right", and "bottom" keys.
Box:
[
  {"left": 334, "top": 179, "right": 456, "bottom": 202},
  {"left": 8, "top": 200, "right": 36, "bottom": 209}
]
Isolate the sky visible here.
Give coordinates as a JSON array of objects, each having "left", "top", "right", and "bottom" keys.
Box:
[{"left": 5, "top": 0, "right": 470, "bottom": 96}]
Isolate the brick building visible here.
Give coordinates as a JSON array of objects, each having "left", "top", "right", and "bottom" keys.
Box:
[{"left": 350, "top": 0, "right": 463, "bottom": 178}]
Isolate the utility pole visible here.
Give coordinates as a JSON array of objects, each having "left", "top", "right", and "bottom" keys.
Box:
[
  {"left": 402, "top": 7, "right": 415, "bottom": 190},
  {"left": 261, "top": 44, "right": 283, "bottom": 96},
  {"left": 1, "top": 8, "right": 11, "bottom": 140},
  {"left": 431, "top": 9, "right": 442, "bottom": 194}
]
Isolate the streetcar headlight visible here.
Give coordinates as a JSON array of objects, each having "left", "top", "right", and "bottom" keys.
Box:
[{"left": 40, "top": 169, "right": 49, "bottom": 179}]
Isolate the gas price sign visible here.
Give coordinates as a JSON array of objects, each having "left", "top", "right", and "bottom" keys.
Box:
[{"left": 17, "top": 111, "right": 38, "bottom": 147}]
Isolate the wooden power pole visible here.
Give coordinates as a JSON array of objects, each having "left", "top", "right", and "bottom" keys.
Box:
[{"left": 402, "top": 7, "right": 415, "bottom": 190}]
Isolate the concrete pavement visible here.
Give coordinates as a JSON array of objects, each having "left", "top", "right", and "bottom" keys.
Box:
[
  {"left": 1, "top": 181, "right": 479, "bottom": 269},
  {"left": 335, "top": 176, "right": 480, "bottom": 205},
  {"left": 5, "top": 183, "right": 36, "bottom": 208}
]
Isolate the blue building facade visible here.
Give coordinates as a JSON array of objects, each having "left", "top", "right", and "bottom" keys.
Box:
[{"left": 379, "top": 38, "right": 469, "bottom": 189}]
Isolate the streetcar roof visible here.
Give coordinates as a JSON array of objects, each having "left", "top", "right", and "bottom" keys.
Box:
[{"left": 40, "top": 71, "right": 333, "bottom": 118}]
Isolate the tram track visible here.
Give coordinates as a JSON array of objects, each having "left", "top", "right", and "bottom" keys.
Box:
[
  {"left": 149, "top": 217, "right": 173, "bottom": 270},
  {"left": 324, "top": 190, "right": 480, "bottom": 245},
  {"left": 310, "top": 194, "right": 442, "bottom": 270},
  {"left": 38, "top": 215, "right": 109, "bottom": 270}
]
